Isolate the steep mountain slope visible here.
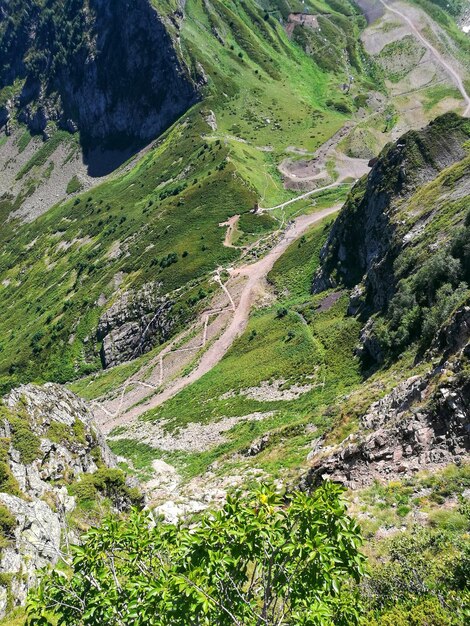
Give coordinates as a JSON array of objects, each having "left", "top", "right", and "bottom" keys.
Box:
[
  {"left": 0, "top": 0, "right": 468, "bottom": 396},
  {"left": 306, "top": 114, "right": 470, "bottom": 484},
  {"left": 312, "top": 112, "right": 470, "bottom": 360},
  {"left": 86, "top": 115, "right": 470, "bottom": 509},
  {"left": 0, "top": 0, "right": 198, "bottom": 150},
  {"left": 0, "top": 0, "right": 376, "bottom": 390},
  {"left": 312, "top": 113, "right": 469, "bottom": 307},
  {"left": 0, "top": 1, "right": 468, "bottom": 622},
  {"left": 0, "top": 113, "right": 467, "bottom": 626}
]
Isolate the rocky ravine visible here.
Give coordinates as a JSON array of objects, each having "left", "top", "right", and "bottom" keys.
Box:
[{"left": 0, "top": 383, "right": 118, "bottom": 619}]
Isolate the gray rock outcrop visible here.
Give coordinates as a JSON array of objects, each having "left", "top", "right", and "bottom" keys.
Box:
[
  {"left": 0, "top": 383, "right": 116, "bottom": 619},
  {"left": 97, "top": 283, "right": 177, "bottom": 368},
  {"left": 0, "top": 493, "right": 63, "bottom": 611}
]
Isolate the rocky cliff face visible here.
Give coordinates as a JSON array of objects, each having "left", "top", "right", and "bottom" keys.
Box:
[
  {"left": 0, "top": 0, "right": 198, "bottom": 148},
  {"left": 312, "top": 113, "right": 470, "bottom": 313},
  {"left": 0, "top": 383, "right": 120, "bottom": 618},
  {"left": 306, "top": 114, "right": 470, "bottom": 489},
  {"left": 97, "top": 282, "right": 178, "bottom": 368}
]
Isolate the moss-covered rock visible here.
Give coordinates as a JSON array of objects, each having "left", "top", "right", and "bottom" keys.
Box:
[{"left": 0, "top": 382, "right": 138, "bottom": 620}]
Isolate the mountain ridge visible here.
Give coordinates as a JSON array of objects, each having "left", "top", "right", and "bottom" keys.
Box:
[{"left": 0, "top": 0, "right": 469, "bottom": 623}]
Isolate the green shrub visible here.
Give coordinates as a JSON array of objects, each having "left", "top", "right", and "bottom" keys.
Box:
[
  {"left": 364, "top": 525, "right": 469, "bottom": 624},
  {"left": 72, "top": 419, "right": 87, "bottom": 445},
  {"left": 376, "top": 218, "right": 470, "bottom": 360},
  {"left": 369, "top": 597, "right": 454, "bottom": 626},
  {"left": 66, "top": 176, "right": 83, "bottom": 195},
  {"left": 326, "top": 99, "right": 352, "bottom": 114},
  {"left": 0, "top": 573, "right": 14, "bottom": 615},
  {"left": 0, "top": 505, "right": 15, "bottom": 539},
  {"left": 90, "top": 445, "right": 103, "bottom": 466},
  {"left": 46, "top": 422, "right": 70, "bottom": 445},
  {"left": 396, "top": 504, "right": 411, "bottom": 518},
  {"left": 47, "top": 419, "right": 87, "bottom": 446},
  {"left": 9, "top": 415, "right": 41, "bottom": 465},
  {"left": 70, "top": 480, "right": 97, "bottom": 503},
  {"left": 0, "top": 461, "right": 21, "bottom": 497},
  {"left": 414, "top": 253, "right": 461, "bottom": 306},
  {"left": 0, "top": 438, "right": 20, "bottom": 496},
  {"left": 28, "top": 483, "right": 366, "bottom": 625},
  {"left": 70, "top": 468, "right": 143, "bottom": 509},
  {"left": 428, "top": 509, "right": 469, "bottom": 532}
]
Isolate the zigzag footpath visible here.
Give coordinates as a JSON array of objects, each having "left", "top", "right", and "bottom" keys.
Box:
[{"left": 94, "top": 205, "right": 340, "bottom": 433}]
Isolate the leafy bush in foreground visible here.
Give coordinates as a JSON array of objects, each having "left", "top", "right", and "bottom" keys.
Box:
[{"left": 27, "top": 482, "right": 366, "bottom": 626}]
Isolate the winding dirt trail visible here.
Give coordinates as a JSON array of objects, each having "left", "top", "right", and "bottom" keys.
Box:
[
  {"left": 96, "top": 205, "right": 339, "bottom": 433},
  {"left": 258, "top": 181, "right": 353, "bottom": 212},
  {"left": 379, "top": 0, "right": 470, "bottom": 116},
  {"left": 219, "top": 214, "right": 240, "bottom": 247}
]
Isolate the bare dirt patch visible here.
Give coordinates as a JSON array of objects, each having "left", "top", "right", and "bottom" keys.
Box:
[
  {"left": 219, "top": 214, "right": 240, "bottom": 248},
  {"left": 316, "top": 291, "right": 343, "bottom": 313},
  {"left": 280, "top": 123, "right": 356, "bottom": 190},
  {"left": 285, "top": 13, "right": 319, "bottom": 37},
  {"left": 106, "top": 240, "right": 122, "bottom": 260},
  {"left": 56, "top": 236, "right": 93, "bottom": 252}
]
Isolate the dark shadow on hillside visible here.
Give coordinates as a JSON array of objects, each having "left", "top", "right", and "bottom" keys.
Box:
[{"left": 82, "top": 140, "right": 146, "bottom": 177}]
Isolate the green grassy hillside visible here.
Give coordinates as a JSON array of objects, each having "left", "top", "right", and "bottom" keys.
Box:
[{"left": 0, "top": 0, "right": 378, "bottom": 390}]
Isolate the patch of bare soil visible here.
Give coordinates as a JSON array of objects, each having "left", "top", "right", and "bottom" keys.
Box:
[
  {"left": 219, "top": 214, "right": 240, "bottom": 248},
  {"left": 280, "top": 123, "right": 356, "bottom": 189},
  {"left": 285, "top": 13, "right": 319, "bottom": 37},
  {"left": 316, "top": 291, "right": 343, "bottom": 313},
  {"left": 56, "top": 236, "right": 93, "bottom": 252}
]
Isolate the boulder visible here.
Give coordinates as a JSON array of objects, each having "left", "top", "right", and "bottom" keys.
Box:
[{"left": 97, "top": 283, "right": 176, "bottom": 367}]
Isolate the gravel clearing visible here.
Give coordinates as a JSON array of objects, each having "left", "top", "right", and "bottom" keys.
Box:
[
  {"left": 110, "top": 411, "right": 275, "bottom": 452},
  {"left": 219, "top": 379, "right": 314, "bottom": 402}
]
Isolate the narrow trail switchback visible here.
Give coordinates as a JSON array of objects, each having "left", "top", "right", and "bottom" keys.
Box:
[{"left": 95, "top": 205, "right": 340, "bottom": 433}]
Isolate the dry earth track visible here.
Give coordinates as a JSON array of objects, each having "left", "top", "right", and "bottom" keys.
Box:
[{"left": 94, "top": 205, "right": 340, "bottom": 433}]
